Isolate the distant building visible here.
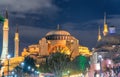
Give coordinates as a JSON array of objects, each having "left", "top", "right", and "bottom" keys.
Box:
[
  {"left": 91, "top": 13, "right": 120, "bottom": 64},
  {"left": 90, "top": 13, "right": 120, "bottom": 77},
  {"left": 95, "top": 13, "right": 120, "bottom": 59}
]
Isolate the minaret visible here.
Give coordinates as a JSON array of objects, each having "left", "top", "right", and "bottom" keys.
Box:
[
  {"left": 103, "top": 12, "right": 108, "bottom": 36},
  {"left": 57, "top": 24, "right": 60, "bottom": 30},
  {"left": 1, "top": 9, "right": 9, "bottom": 59},
  {"left": 97, "top": 26, "right": 101, "bottom": 41},
  {"left": 14, "top": 26, "right": 19, "bottom": 57}
]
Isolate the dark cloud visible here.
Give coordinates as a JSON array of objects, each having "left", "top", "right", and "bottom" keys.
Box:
[{"left": 0, "top": 0, "right": 59, "bottom": 13}]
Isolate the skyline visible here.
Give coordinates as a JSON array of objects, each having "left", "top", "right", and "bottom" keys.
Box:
[{"left": 0, "top": 0, "right": 120, "bottom": 56}]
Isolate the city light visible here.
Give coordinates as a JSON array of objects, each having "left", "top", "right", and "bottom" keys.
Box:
[
  {"left": 7, "top": 55, "right": 11, "bottom": 59},
  {"left": 28, "top": 66, "right": 31, "bottom": 70},
  {"left": 21, "top": 62, "right": 24, "bottom": 66},
  {"left": 12, "top": 71, "right": 14, "bottom": 75},
  {"left": 32, "top": 68, "right": 34, "bottom": 72}
]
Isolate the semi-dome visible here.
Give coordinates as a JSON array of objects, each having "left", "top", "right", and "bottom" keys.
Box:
[
  {"left": 96, "top": 34, "right": 120, "bottom": 48},
  {"left": 46, "top": 30, "right": 71, "bottom": 36}
]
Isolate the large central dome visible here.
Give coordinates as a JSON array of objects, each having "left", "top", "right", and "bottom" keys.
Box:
[
  {"left": 45, "top": 30, "right": 73, "bottom": 40},
  {"left": 46, "top": 30, "right": 71, "bottom": 36}
]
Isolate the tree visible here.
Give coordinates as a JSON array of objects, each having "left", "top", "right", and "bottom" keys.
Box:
[
  {"left": 23, "top": 56, "right": 36, "bottom": 73},
  {"left": 39, "top": 52, "right": 71, "bottom": 77},
  {"left": 14, "top": 56, "right": 36, "bottom": 77},
  {"left": 0, "top": 15, "right": 4, "bottom": 23},
  {"left": 72, "top": 55, "right": 90, "bottom": 74},
  {"left": 14, "top": 66, "right": 23, "bottom": 77}
]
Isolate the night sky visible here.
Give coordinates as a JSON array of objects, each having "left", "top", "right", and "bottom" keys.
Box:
[{"left": 0, "top": 0, "right": 120, "bottom": 56}]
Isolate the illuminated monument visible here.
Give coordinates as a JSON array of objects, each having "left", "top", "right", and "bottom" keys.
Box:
[
  {"left": 14, "top": 26, "right": 19, "bottom": 57},
  {"left": 22, "top": 25, "right": 92, "bottom": 60},
  {"left": 1, "top": 10, "right": 9, "bottom": 59}
]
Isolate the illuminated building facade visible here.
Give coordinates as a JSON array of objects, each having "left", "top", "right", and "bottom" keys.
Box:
[{"left": 22, "top": 26, "right": 91, "bottom": 60}]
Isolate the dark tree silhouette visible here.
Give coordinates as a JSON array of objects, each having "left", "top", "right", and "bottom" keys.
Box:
[
  {"left": 72, "top": 55, "right": 90, "bottom": 74},
  {"left": 39, "top": 52, "right": 71, "bottom": 77},
  {"left": 23, "top": 56, "right": 36, "bottom": 73}
]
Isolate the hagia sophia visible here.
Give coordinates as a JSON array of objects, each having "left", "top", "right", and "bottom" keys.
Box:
[
  {"left": 21, "top": 25, "right": 92, "bottom": 59},
  {"left": 0, "top": 10, "right": 120, "bottom": 77}
]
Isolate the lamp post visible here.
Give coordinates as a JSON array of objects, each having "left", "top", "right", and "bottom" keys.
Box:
[
  {"left": 35, "top": 71, "right": 39, "bottom": 77},
  {"left": 28, "top": 66, "right": 31, "bottom": 70},
  {"left": 98, "top": 55, "right": 103, "bottom": 77},
  {"left": 12, "top": 71, "right": 14, "bottom": 77},
  {"left": 21, "top": 62, "right": 24, "bottom": 77},
  {"left": 7, "top": 55, "right": 10, "bottom": 77},
  {"left": 31, "top": 68, "right": 35, "bottom": 77},
  {"left": 67, "top": 71, "right": 70, "bottom": 77}
]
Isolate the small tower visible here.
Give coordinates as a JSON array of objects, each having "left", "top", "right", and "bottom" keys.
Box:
[
  {"left": 98, "top": 26, "right": 101, "bottom": 41},
  {"left": 1, "top": 9, "right": 9, "bottom": 59},
  {"left": 14, "top": 26, "right": 19, "bottom": 57},
  {"left": 103, "top": 12, "right": 108, "bottom": 36},
  {"left": 57, "top": 24, "right": 60, "bottom": 30}
]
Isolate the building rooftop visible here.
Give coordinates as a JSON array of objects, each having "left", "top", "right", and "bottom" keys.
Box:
[{"left": 46, "top": 30, "right": 71, "bottom": 36}]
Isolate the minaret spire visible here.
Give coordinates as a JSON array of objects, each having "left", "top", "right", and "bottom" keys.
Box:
[
  {"left": 16, "top": 25, "right": 18, "bottom": 33},
  {"left": 1, "top": 9, "right": 9, "bottom": 59},
  {"left": 104, "top": 12, "right": 106, "bottom": 24},
  {"left": 57, "top": 24, "right": 60, "bottom": 30},
  {"left": 5, "top": 8, "right": 8, "bottom": 19},
  {"left": 98, "top": 26, "right": 101, "bottom": 41},
  {"left": 103, "top": 12, "right": 108, "bottom": 36},
  {"left": 14, "top": 25, "right": 19, "bottom": 57}
]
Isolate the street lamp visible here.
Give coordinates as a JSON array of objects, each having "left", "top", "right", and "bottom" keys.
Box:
[
  {"left": 7, "top": 55, "right": 11, "bottom": 77},
  {"left": 67, "top": 71, "right": 70, "bottom": 77},
  {"left": 12, "top": 71, "right": 15, "bottom": 76},
  {"left": 35, "top": 71, "right": 39, "bottom": 77},
  {"left": 21, "top": 62, "right": 24, "bottom": 77},
  {"left": 98, "top": 55, "right": 103, "bottom": 77},
  {"left": 21, "top": 62, "right": 24, "bottom": 66},
  {"left": 31, "top": 68, "right": 35, "bottom": 77},
  {"left": 28, "top": 66, "right": 31, "bottom": 70},
  {"left": 32, "top": 68, "right": 34, "bottom": 72}
]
